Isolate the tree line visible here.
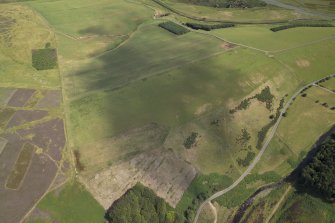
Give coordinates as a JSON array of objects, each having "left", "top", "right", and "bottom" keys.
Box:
[{"left": 301, "top": 133, "right": 335, "bottom": 201}]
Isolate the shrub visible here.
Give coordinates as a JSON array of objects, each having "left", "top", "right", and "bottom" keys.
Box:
[
  {"left": 159, "top": 21, "right": 189, "bottom": 35},
  {"left": 184, "top": 132, "right": 198, "bottom": 149},
  {"left": 74, "top": 150, "right": 85, "bottom": 171}
]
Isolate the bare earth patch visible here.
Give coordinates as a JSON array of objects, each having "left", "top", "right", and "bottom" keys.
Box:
[
  {"left": 296, "top": 59, "right": 310, "bottom": 68},
  {"left": 82, "top": 149, "right": 196, "bottom": 208},
  {"left": 194, "top": 103, "right": 212, "bottom": 116},
  {"left": 221, "top": 42, "right": 237, "bottom": 50},
  {"left": 80, "top": 123, "right": 168, "bottom": 175}
]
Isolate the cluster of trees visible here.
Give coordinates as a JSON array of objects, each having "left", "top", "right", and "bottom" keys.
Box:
[
  {"left": 183, "top": 132, "right": 198, "bottom": 149},
  {"left": 230, "top": 86, "right": 274, "bottom": 114},
  {"left": 270, "top": 23, "right": 334, "bottom": 32},
  {"left": 184, "top": 22, "right": 234, "bottom": 31},
  {"left": 32, "top": 47, "right": 58, "bottom": 71},
  {"left": 179, "top": 0, "right": 266, "bottom": 8},
  {"left": 301, "top": 135, "right": 335, "bottom": 201},
  {"left": 105, "top": 184, "right": 183, "bottom": 223},
  {"left": 159, "top": 22, "right": 189, "bottom": 35},
  {"left": 254, "top": 86, "right": 274, "bottom": 110}
]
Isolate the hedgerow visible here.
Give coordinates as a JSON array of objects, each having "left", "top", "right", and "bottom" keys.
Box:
[
  {"left": 270, "top": 23, "right": 334, "bottom": 32},
  {"left": 184, "top": 22, "right": 234, "bottom": 31},
  {"left": 159, "top": 21, "right": 189, "bottom": 35}
]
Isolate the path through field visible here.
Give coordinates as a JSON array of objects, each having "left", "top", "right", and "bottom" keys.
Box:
[{"left": 265, "top": 185, "right": 292, "bottom": 223}]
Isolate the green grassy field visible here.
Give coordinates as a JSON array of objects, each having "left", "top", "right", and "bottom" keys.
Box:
[
  {"left": 152, "top": 0, "right": 315, "bottom": 22},
  {"left": 270, "top": 190, "right": 335, "bottom": 223},
  {"left": 321, "top": 77, "right": 335, "bottom": 91},
  {"left": 36, "top": 181, "right": 105, "bottom": 223},
  {"left": 211, "top": 25, "right": 335, "bottom": 52}
]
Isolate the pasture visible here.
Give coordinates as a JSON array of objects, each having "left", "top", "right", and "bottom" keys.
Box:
[
  {"left": 151, "top": 0, "right": 313, "bottom": 22},
  {"left": 211, "top": 25, "right": 335, "bottom": 52},
  {"left": 37, "top": 181, "right": 105, "bottom": 223},
  {"left": 321, "top": 77, "right": 335, "bottom": 91}
]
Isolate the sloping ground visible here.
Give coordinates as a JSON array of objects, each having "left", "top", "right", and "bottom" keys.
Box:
[
  {"left": 82, "top": 149, "right": 196, "bottom": 208},
  {"left": 0, "top": 87, "right": 65, "bottom": 223},
  {"left": 0, "top": 136, "right": 7, "bottom": 156},
  {"left": 0, "top": 4, "right": 59, "bottom": 88}
]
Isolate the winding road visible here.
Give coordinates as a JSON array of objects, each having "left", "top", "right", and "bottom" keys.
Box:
[
  {"left": 262, "top": 0, "right": 335, "bottom": 19},
  {"left": 194, "top": 73, "right": 335, "bottom": 223}
]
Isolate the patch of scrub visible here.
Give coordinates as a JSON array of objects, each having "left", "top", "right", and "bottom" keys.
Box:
[
  {"left": 83, "top": 149, "right": 196, "bottom": 208},
  {"left": 32, "top": 48, "right": 58, "bottom": 71}
]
